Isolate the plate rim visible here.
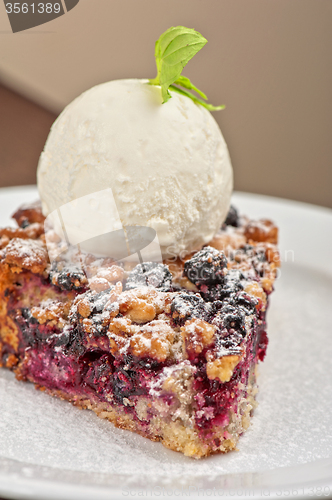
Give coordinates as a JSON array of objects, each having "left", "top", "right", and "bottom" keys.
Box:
[{"left": 0, "top": 454, "right": 331, "bottom": 500}]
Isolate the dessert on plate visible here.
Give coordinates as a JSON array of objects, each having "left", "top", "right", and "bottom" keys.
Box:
[{"left": 0, "top": 27, "right": 279, "bottom": 458}]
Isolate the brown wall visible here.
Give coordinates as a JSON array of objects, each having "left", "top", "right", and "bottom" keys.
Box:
[
  {"left": 0, "top": 0, "right": 331, "bottom": 208},
  {"left": 0, "top": 85, "right": 56, "bottom": 187}
]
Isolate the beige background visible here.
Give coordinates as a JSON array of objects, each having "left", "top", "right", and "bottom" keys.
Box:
[{"left": 0, "top": 0, "right": 331, "bottom": 208}]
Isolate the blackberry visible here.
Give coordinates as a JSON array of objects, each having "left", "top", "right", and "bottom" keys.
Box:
[
  {"left": 230, "top": 291, "right": 257, "bottom": 314},
  {"left": 13, "top": 308, "right": 63, "bottom": 350},
  {"left": 126, "top": 262, "right": 172, "bottom": 291},
  {"left": 66, "top": 324, "right": 86, "bottom": 356},
  {"left": 242, "top": 244, "right": 254, "bottom": 254},
  {"left": 83, "top": 353, "right": 114, "bottom": 392},
  {"left": 200, "top": 283, "right": 225, "bottom": 302},
  {"left": 218, "top": 334, "right": 243, "bottom": 354},
  {"left": 89, "top": 289, "right": 113, "bottom": 313},
  {"left": 224, "top": 205, "right": 239, "bottom": 227},
  {"left": 15, "top": 308, "right": 39, "bottom": 347},
  {"left": 184, "top": 247, "right": 227, "bottom": 287},
  {"left": 70, "top": 289, "right": 112, "bottom": 340},
  {"left": 221, "top": 305, "right": 246, "bottom": 334},
  {"left": 112, "top": 366, "right": 145, "bottom": 405},
  {"left": 200, "top": 269, "right": 244, "bottom": 302},
  {"left": 213, "top": 304, "right": 246, "bottom": 340},
  {"left": 20, "top": 218, "right": 30, "bottom": 229},
  {"left": 240, "top": 245, "right": 268, "bottom": 277},
  {"left": 222, "top": 270, "right": 245, "bottom": 296},
  {"left": 171, "top": 292, "right": 209, "bottom": 326},
  {"left": 53, "top": 327, "right": 72, "bottom": 348},
  {"left": 226, "top": 269, "right": 245, "bottom": 285},
  {"left": 242, "top": 245, "right": 266, "bottom": 262},
  {"left": 21, "top": 307, "right": 38, "bottom": 323},
  {"left": 50, "top": 263, "right": 86, "bottom": 291}
]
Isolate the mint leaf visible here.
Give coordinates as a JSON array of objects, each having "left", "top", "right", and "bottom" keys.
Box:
[
  {"left": 150, "top": 26, "right": 207, "bottom": 103},
  {"left": 169, "top": 85, "right": 225, "bottom": 112},
  {"left": 149, "top": 26, "right": 224, "bottom": 111},
  {"left": 174, "top": 75, "right": 207, "bottom": 100}
]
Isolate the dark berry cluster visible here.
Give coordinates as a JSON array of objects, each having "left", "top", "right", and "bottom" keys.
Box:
[
  {"left": 49, "top": 262, "right": 86, "bottom": 291},
  {"left": 229, "top": 291, "right": 257, "bottom": 314},
  {"left": 111, "top": 364, "right": 145, "bottom": 405},
  {"left": 211, "top": 302, "right": 248, "bottom": 355},
  {"left": 89, "top": 288, "right": 113, "bottom": 314},
  {"left": 19, "top": 218, "right": 30, "bottom": 229},
  {"left": 211, "top": 288, "right": 258, "bottom": 355},
  {"left": 184, "top": 247, "right": 227, "bottom": 287},
  {"left": 241, "top": 245, "right": 267, "bottom": 277},
  {"left": 15, "top": 307, "right": 39, "bottom": 348},
  {"left": 170, "top": 292, "right": 210, "bottom": 326},
  {"left": 223, "top": 205, "right": 239, "bottom": 227},
  {"left": 214, "top": 304, "right": 246, "bottom": 337},
  {"left": 199, "top": 269, "right": 244, "bottom": 302},
  {"left": 126, "top": 262, "right": 172, "bottom": 291}
]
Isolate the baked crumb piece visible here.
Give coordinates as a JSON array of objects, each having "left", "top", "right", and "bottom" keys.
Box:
[{"left": 2, "top": 238, "right": 48, "bottom": 274}]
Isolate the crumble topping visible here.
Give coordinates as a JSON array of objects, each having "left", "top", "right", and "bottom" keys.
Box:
[
  {"left": 170, "top": 292, "right": 209, "bottom": 325},
  {"left": 0, "top": 202, "right": 280, "bottom": 458},
  {"left": 88, "top": 265, "right": 124, "bottom": 292},
  {"left": 31, "top": 299, "right": 70, "bottom": 328},
  {"left": 181, "top": 318, "right": 215, "bottom": 356},
  {"left": 0, "top": 223, "right": 44, "bottom": 242},
  {"left": 209, "top": 231, "right": 247, "bottom": 252},
  {"left": 11, "top": 200, "right": 45, "bottom": 227},
  {"left": 1, "top": 238, "right": 48, "bottom": 275},
  {"left": 128, "top": 320, "right": 176, "bottom": 362},
  {"left": 0, "top": 202, "right": 279, "bottom": 373},
  {"left": 244, "top": 219, "right": 278, "bottom": 244},
  {"left": 118, "top": 287, "right": 167, "bottom": 324},
  {"left": 206, "top": 354, "right": 243, "bottom": 383}
]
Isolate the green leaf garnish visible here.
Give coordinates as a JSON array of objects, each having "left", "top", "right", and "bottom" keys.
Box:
[
  {"left": 149, "top": 26, "right": 224, "bottom": 111},
  {"left": 169, "top": 85, "right": 225, "bottom": 111},
  {"left": 173, "top": 75, "right": 207, "bottom": 100}
]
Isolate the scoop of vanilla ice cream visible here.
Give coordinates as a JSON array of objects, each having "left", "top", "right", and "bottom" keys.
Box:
[{"left": 37, "top": 79, "right": 233, "bottom": 257}]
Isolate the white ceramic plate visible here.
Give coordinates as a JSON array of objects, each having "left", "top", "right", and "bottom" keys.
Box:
[{"left": 0, "top": 186, "right": 331, "bottom": 500}]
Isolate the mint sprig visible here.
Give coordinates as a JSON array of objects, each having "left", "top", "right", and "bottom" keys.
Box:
[{"left": 149, "top": 26, "right": 224, "bottom": 111}]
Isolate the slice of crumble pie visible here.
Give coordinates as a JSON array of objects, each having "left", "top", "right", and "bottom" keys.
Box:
[{"left": 0, "top": 202, "right": 279, "bottom": 458}]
